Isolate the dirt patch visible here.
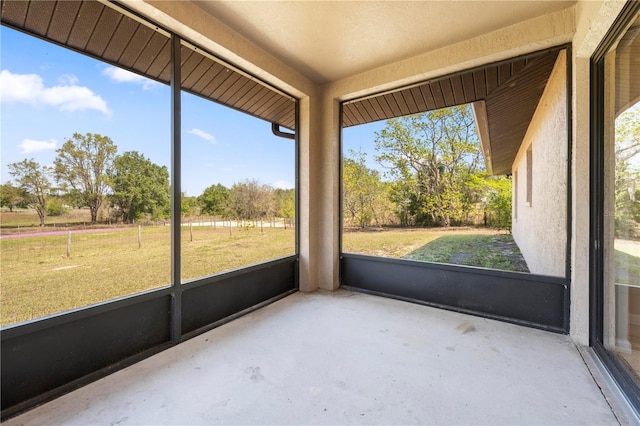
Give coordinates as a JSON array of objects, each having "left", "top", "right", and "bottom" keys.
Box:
[
  {"left": 484, "top": 236, "right": 529, "bottom": 273},
  {"left": 52, "top": 265, "right": 80, "bottom": 271}
]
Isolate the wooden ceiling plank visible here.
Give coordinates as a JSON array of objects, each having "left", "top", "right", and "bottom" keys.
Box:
[
  {"left": 372, "top": 95, "right": 392, "bottom": 119},
  {"left": 102, "top": 15, "right": 138, "bottom": 62},
  {"left": 242, "top": 86, "right": 275, "bottom": 112},
  {"left": 419, "top": 84, "right": 437, "bottom": 110},
  {"left": 410, "top": 87, "right": 427, "bottom": 111},
  {"left": 392, "top": 91, "right": 411, "bottom": 116},
  {"left": 450, "top": 75, "right": 466, "bottom": 105},
  {"left": 485, "top": 66, "right": 499, "bottom": 95},
  {"left": 131, "top": 31, "right": 168, "bottom": 75},
  {"left": 512, "top": 58, "right": 527, "bottom": 75},
  {"left": 354, "top": 101, "right": 374, "bottom": 123},
  {"left": 368, "top": 97, "right": 386, "bottom": 119},
  {"left": 180, "top": 49, "right": 207, "bottom": 88},
  {"left": 209, "top": 72, "right": 243, "bottom": 100},
  {"left": 429, "top": 82, "right": 446, "bottom": 109},
  {"left": 253, "top": 89, "right": 286, "bottom": 117},
  {"left": 146, "top": 39, "right": 171, "bottom": 82},
  {"left": 67, "top": 1, "right": 103, "bottom": 50},
  {"left": 342, "top": 105, "right": 358, "bottom": 127},
  {"left": 461, "top": 72, "right": 476, "bottom": 103},
  {"left": 119, "top": 25, "right": 155, "bottom": 68},
  {"left": 202, "top": 68, "right": 234, "bottom": 98},
  {"left": 440, "top": 79, "right": 456, "bottom": 106},
  {"left": 47, "top": 1, "right": 81, "bottom": 44},
  {"left": 360, "top": 99, "right": 381, "bottom": 122},
  {"left": 349, "top": 101, "right": 367, "bottom": 124},
  {"left": 218, "top": 76, "right": 253, "bottom": 105},
  {"left": 473, "top": 70, "right": 487, "bottom": 98},
  {"left": 234, "top": 83, "right": 268, "bottom": 111},
  {"left": 189, "top": 61, "right": 224, "bottom": 93},
  {"left": 1, "top": 0, "right": 30, "bottom": 27},
  {"left": 498, "top": 63, "right": 512, "bottom": 86},
  {"left": 24, "top": 1, "right": 56, "bottom": 36}
]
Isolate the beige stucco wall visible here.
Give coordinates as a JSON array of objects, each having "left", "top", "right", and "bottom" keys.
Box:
[{"left": 511, "top": 51, "right": 568, "bottom": 277}]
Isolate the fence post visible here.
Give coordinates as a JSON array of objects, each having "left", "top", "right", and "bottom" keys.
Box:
[
  {"left": 138, "top": 225, "right": 142, "bottom": 249},
  {"left": 189, "top": 221, "right": 193, "bottom": 242},
  {"left": 67, "top": 231, "right": 71, "bottom": 257}
]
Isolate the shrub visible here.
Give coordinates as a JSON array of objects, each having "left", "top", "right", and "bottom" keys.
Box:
[{"left": 46, "top": 198, "right": 68, "bottom": 216}]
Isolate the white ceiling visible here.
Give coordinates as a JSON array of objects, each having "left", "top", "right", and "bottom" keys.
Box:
[{"left": 194, "top": 0, "right": 575, "bottom": 84}]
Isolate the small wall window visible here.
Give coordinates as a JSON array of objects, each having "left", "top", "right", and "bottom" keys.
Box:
[{"left": 526, "top": 147, "right": 533, "bottom": 206}]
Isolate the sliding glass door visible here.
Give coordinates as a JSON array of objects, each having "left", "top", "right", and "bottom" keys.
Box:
[{"left": 592, "top": 2, "right": 640, "bottom": 409}]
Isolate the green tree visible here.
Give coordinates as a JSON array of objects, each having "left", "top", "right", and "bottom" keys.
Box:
[
  {"left": 53, "top": 132, "right": 117, "bottom": 223},
  {"left": 109, "top": 151, "right": 171, "bottom": 223},
  {"left": 198, "top": 184, "right": 229, "bottom": 216},
  {"left": 343, "top": 150, "right": 388, "bottom": 228},
  {"left": 375, "top": 105, "right": 482, "bottom": 227},
  {"left": 7, "top": 159, "right": 52, "bottom": 226},
  {"left": 228, "top": 180, "right": 273, "bottom": 221},
  {"left": 615, "top": 103, "right": 640, "bottom": 238},
  {"left": 0, "top": 182, "right": 29, "bottom": 212},
  {"left": 181, "top": 193, "right": 199, "bottom": 218},
  {"left": 274, "top": 188, "right": 295, "bottom": 227},
  {"left": 484, "top": 176, "right": 512, "bottom": 230},
  {"left": 46, "top": 197, "right": 68, "bottom": 216}
]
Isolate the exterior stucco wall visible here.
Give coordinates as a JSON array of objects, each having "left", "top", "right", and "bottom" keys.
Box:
[{"left": 512, "top": 51, "right": 568, "bottom": 277}]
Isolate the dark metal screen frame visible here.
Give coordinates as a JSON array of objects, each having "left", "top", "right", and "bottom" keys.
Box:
[
  {"left": 0, "top": 3, "right": 300, "bottom": 419},
  {"left": 1, "top": 257, "right": 297, "bottom": 419},
  {"left": 339, "top": 45, "right": 573, "bottom": 334}
]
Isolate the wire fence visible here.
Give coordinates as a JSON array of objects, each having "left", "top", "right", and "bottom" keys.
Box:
[
  {"left": 1, "top": 218, "right": 295, "bottom": 262},
  {"left": 0, "top": 218, "right": 296, "bottom": 326}
]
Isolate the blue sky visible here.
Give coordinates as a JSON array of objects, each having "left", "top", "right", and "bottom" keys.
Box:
[
  {"left": 343, "top": 121, "right": 386, "bottom": 172},
  {"left": 0, "top": 26, "right": 391, "bottom": 196},
  {"left": 0, "top": 26, "right": 303, "bottom": 197}
]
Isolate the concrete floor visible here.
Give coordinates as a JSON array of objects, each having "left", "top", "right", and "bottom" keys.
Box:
[{"left": 6, "top": 290, "right": 621, "bottom": 425}]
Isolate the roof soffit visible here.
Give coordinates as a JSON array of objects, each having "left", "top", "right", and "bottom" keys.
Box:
[
  {"left": 343, "top": 48, "right": 564, "bottom": 176},
  {"left": 0, "top": 0, "right": 296, "bottom": 129}
]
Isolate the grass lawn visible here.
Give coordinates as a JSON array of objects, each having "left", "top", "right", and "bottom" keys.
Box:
[
  {"left": 343, "top": 227, "right": 504, "bottom": 256},
  {"left": 2, "top": 220, "right": 534, "bottom": 327},
  {"left": 1, "top": 225, "right": 294, "bottom": 326},
  {"left": 343, "top": 227, "right": 528, "bottom": 272},
  {"left": 1, "top": 208, "right": 92, "bottom": 229},
  {"left": 615, "top": 241, "right": 640, "bottom": 287},
  {"left": 404, "top": 234, "right": 529, "bottom": 272}
]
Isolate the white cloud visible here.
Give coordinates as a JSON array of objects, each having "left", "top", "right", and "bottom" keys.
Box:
[
  {"left": 19, "top": 138, "right": 57, "bottom": 154},
  {"left": 188, "top": 128, "right": 216, "bottom": 144},
  {"left": 102, "top": 66, "right": 160, "bottom": 90},
  {"left": 0, "top": 69, "right": 110, "bottom": 114},
  {"left": 273, "top": 180, "right": 294, "bottom": 189},
  {"left": 58, "top": 74, "right": 79, "bottom": 85}
]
